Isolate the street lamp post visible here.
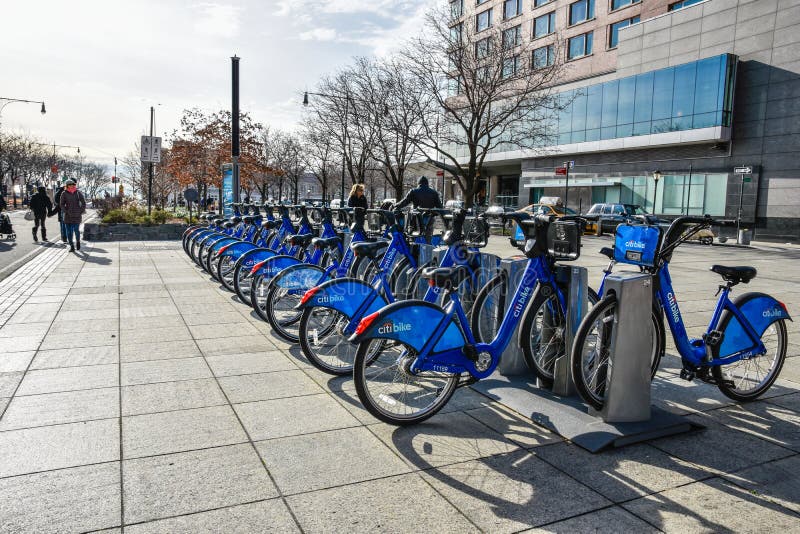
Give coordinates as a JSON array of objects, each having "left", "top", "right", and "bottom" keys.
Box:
[
  {"left": 0, "top": 97, "right": 46, "bottom": 125},
  {"left": 652, "top": 170, "right": 662, "bottom": 214}
]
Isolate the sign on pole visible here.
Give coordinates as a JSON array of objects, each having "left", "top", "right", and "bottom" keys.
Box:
[
  {"left": 140, "top": 135, "right": 162, "bottom": 163},
  {"left": 733, "top": 166, "right": 752, "bottom": 174},
  {"left": 555, "top": 167, "right": 567, "bottom": 175}
]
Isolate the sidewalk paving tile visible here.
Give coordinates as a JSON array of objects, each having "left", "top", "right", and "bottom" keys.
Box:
[
  {"left": 0, "top": 462, "right": 121, "bottom": 533},
  {"left": 188, "top": 321, "right": 263, "bottom": 339},
  {"left": 0, "top": 351, "right": 34, "bottom": 373},
  {"left": 256, "top": 426, "right": 412, "bottom": 495},
  {"left": 3, "top": 335, "right": 44, "bottom": 352},
  {"left": 54, "top": 308, "right": 120, "bottom": 321},
  {"left": 707, "top": 400, "right": 800, "bottom": 453},
  {"left": 60, "top": 299, "right": 119, "bottom": 312},
  {"left": 39, "top": 330, "right": 118, "bottom": 350},
  {"left": 121, "top": 357, "right": 211, "bottom": 385},
  {"left": 722, "top": 455, "right": 800, "bottom": 514},
  {"left": 286, "top": 473, "right": 475, "bottom": 532},
  {"left": 234, "top": 393, "right": 360, "bottom": 441},
  {"left": 465, "top": 405, "right": 562, "bottom": 449},
  {"left": 0, "top": 372, "right": 23, "bottom": 397},
  {"left": 0, "top": 387, "right": 119, "bottom": 430},
  {"left": 123, "top": 499, "right": 298, "bottom": 534},
  {"left": 120, "top": 339, "right": 202, "bottom": 363},
  {"left": 119, "top": 326, "right": 192, "bottom": 345},
  {"left": 122, "top": 405, "right": 247, "bottom": 458},
  {"left": 419, "top": 449, "right": 611, "bottom": 532},
  {"left": 121, "top": 378, "right": 227, "bottom": 416},
  {"left": 204, "top": 351, "right": 296, "bottom": 376},
  {"left": 194, "top": 336, "right": 274, "bottom": 357},
  {"left": 123, "top": 443, "right": 277, "bottom": 525},
  {"left": 526, "top": 506, "right": 660, "bottom": 533},
  {"left": 621, "top": 477, "right": 800, "bottom": 532},
  {"left": 30, "top": 345, "right": 119, "bottom": 369},
  {"left": 367, "top": 411, "right": 519, "bottom": 470},
  {"left": 0, "top": 418, "right": 119, "bottom": 477},
  {"left": 533, "top": 441, "right": 707, "bottom": 503},
  {"left": 181, "top": 311, "right": 248, "bottom": 326},
  {"left": 218, "top": 369, "right": 324, "bottom": 403},
  {"left": 16, "top": 364, "right": 118, "bottom": 395},
  {"left": 118, "top": 315, "right": 186, "bottom": 331},
  {"left": 48, "top": 319, "right": 120, "bottom": 334},
  {"left": 0, "top": 322, "right": 51, "bottom": 338}
]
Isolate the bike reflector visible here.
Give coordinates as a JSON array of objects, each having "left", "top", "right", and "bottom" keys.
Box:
[
  {"left": 299, "top": 286, "right": 320, "bottom": 306},
  {"left": 614, "top": 224, "right": 661, "bottom": 267},
  {"left": 354, "top": 311, "right": 380, "bottom": 337},
  {"left": 251, "top": 260, "right": 268, "bottom": 274}
]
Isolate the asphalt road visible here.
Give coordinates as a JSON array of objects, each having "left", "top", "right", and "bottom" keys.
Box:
[{"left": 0, "top": 209, "right": 96, "bottom": 282}]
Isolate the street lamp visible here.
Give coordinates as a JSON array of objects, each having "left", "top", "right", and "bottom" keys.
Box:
[
  {"left": 0, "top": 96, "right": 47, "bottom": 123},
  {"left": 652, "top": 170, "right": 662, "bottom": 214}
]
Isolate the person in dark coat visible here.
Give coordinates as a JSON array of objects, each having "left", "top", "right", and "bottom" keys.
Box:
[
  {"left": 59, "top": 179, "right": 86, "bottom": 252},
  {"left": 0, "top": 193, "right": 7, "bottom": 212},
  {"left": 394, "top": 176, "right": 443, "bottom": 242},
  {"left": 347, "top": 183, "right": 368, "bottom": 209},
  {"left": 53, "top": 183, "right": 67, "bottom": 242},
  {"left": 29, "top": 186, "right": 53, "bottom": 242}
]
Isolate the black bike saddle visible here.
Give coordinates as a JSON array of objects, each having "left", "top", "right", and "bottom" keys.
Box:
[
  {"left": 351, "top": 240, "right": 389, "bottom": 259},
  {"left": 711, "top": 265, "right": 757, "bottom": 284}
]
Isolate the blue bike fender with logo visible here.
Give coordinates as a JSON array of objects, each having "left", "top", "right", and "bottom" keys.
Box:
[
  {"left": 252, "top": 255, "right": 301, "bottom": 278},
  {"left": 718, "top": 293, "right": 791, "bottom": 357},
  {"left": 349, "top": 300, "right": 465, "bottom": 354},
  {"left": 297, "top": 278, "right": 387, "bottom": 316},
  {"left": 192, "top": 229, "right": 217, "bottom": 243},
  {"left": 238, "top": 248, "right": 276, "bottom": 271},
  {"left": 208, "top": 237, "right": 239, "bottom": 255},
  {"left": 272, "top": 264, "right": 330, "bottom": 291},
  {"left": 219, "top": 241, "right": 258, "bottom": 260},
  {"left": 200, "top": 232, "right": 227, "bottom": 246}
]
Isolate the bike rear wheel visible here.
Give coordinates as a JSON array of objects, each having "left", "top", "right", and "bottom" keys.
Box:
[
  {"left": 353, "top": 339, "right": 460, "bottom": 425},
  {"left": 233, "top": 260, "right": 254, "bottom": 306},
  {"left": 251, "top": 275, "right": 270, "bottom": 320},
  {"left": 218, "top": 255, "right": 238, "bottom": 291}
]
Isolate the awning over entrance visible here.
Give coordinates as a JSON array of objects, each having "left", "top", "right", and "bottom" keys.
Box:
[{"left": 523, "top": 178, "right": 622, "bottom": 188}]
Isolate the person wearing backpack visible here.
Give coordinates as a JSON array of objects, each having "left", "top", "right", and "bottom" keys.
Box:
[
  {"left": 59, "top": 179, "right": 86, "bottom": 252},
  {"left": 29, "top": 186, "right": 53, "bottom": 242}
]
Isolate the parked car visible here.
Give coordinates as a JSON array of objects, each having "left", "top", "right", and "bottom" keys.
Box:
[
  {"left": 445, "top": 199, "right": 464, "bottom": 210},
  {"left": 521, "top": 203, "right": 578, "bottom": 217},
  {"left": 329, "top": 199, "right": 342, "bottom": 209},
  {"left": 682, "top": 226, "right": 716, "bottom": 245},
  {"left": 584, "top": 203, "right": 664, "bottom": 235}
]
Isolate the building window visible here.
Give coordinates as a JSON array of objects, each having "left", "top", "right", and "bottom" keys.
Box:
[
  {"left": 475, "top": 37, "right": 492, "bottom": 59},
  {"left": 534, "top": 0, "right": 552, "bottom": 6},
  {"left": 533, "top": 45, "right": 555, "bottom": 68},
  {"left": 450, "top": 23, "right": 463, "bottom": 44},
  {"left": 568, "top": 31, "right": 593, "bottom": 59},
  {"left": 569, "top": 0, "right": 595, "bottom": 26},
  {"left": 669, "top": 0, "right": 703, "bottom": 11},
  {"left": 503, "top": 0, "right": 522, "bottom": 20},
  {"left": 611, "top": 0, "right": 640, "bottom": 10},
  {"left": 477, "top": 0, "right": 490, "bottom": 4},
  {"left": 533, "top": 12, "right": 556, "bottom": 38},
  {"left": 476, "top": 8, "right": 492, "bottom": 32},
  {"left": 502, "top": 55, "right": 520, "bottom": 78},
  {"left": 502, "top": 25, "right": 522, "bottom": 48},
  {"left": 447, "top": 76, "right": 464, "bottom": 96},
  {"left": 608, "top": 16, "right": 639, "bottom": 48},
  {"left": 450, "top": 0, "right": 463, "bottom": 18}
]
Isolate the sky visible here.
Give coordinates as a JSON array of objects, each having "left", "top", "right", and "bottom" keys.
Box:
[{"left": 0, "top": 0, "right": 430, "bottom": 167}]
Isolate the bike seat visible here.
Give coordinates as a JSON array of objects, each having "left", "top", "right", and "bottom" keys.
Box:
[
  {"left": 421, "top": 266, "right": 470, "bottom": 289},
  {"left": 312, "top": 236, "right": 340, "bottom": 250},
  {"left": 288, "top": 233, "right": 314, "bottom": 247},
  {"left": 711, "top": 265, "right": 757, "bottom": 284},
  {"left": 223, "top": 222, "right": 234, "bottom": 229},
  {"left": 231, "top": 217, "right": 242, "bottom": 225},
  {"left": 351, "top": 240, "right": 389, "bottom": 259},
  {"left": 599, "top": 247, "right": 614, "bottom": 260},
  {"left": 213, "top": 218, "right": 224, "bottom": 226},
  {"left": 243, "top": 216, "right": 254, "bottom": 224},
  {"left": 261, "top": 220, "right": 280, "bottom": 230}
]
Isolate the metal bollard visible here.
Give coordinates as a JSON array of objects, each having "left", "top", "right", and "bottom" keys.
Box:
[
  {"left": 496, "top": 256, "right": 530, "bottom": 376},
  {"left": 552, "top": 265, "right": 588, "bottom": 396},
  {"left": 599, "top": 272, "right": 653, "bottom": 422}
]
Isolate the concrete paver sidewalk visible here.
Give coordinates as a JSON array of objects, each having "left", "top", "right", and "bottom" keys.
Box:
[{"left": 0, "top": 239, "right": 798, "bottom": 533}]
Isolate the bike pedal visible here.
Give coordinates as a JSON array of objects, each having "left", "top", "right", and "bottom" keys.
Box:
[
  {"left": 679, "top": 369, "right": 695, "bottom": 381},
  {"left": 703, "top": 330, "right": 724, "bottom": 347}
]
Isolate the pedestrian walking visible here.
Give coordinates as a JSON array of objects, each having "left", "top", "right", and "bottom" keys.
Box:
[
  {"left": 393, "top": 176, "right": 443, "bottom": 242},
  {"left": 347, "top": 183, "right": 368, "bottom": 209},
  {"left": 58, "top": 179, "right": 86, "bottom": 252},
  {"left": 53, "top": 182, "right": 67, "bottom": 242},
  {"left": 29, "top": 186, "right": 53, "bottom": 242},
  {"left": 0, "top": 192, "right": 7, "bottom": 212}
]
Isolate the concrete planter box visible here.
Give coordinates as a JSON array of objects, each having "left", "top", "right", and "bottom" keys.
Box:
[{"left": 84, "top": 222, "right": 187, "bottom": 241}]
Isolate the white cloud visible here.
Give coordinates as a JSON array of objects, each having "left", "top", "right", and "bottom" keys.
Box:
[
  {"left": 298, "top": 28, "right": 338, "bottom": 41},
  {"left": 193, "top": 2, "right": 242, "bottom": 36}
]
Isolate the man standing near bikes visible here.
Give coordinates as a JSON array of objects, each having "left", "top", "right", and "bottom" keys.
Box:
[
  {"left": 29, "top": 186, "right": 53, "bottom": 242},
  {"left": 393, "top": 176, "right": 443, "bottom": 242}
]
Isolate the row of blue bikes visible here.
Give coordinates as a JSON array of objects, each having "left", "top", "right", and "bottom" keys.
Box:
[{"left": 182, "top": 202, "right": 791, "bottom": 425}]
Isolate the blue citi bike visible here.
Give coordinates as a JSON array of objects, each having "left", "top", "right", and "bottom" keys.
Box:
[
  {"left": 347, "top": 214, "right": 586, "bottom": 424},
  {"left": 570, "top": 215, "right": 791, "bottom": 409}
]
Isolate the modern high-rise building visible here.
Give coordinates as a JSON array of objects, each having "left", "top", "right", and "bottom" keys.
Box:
[{"left": 451, "top": 0, "right": 800, "bottom": 241}]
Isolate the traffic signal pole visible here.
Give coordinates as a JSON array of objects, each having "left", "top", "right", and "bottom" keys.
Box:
[{"left": 148, "top": 106, "right": 154, "bottom": 215}]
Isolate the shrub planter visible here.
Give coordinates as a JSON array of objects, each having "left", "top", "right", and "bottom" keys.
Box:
[{"left": 84, "top": 222, "right": 188, "bottom": 241}]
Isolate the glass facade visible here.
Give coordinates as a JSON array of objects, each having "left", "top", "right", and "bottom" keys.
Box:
[
  {"left": 611, "top": 0, "right": 639, "bottom": 10},
  {"left": 476, "top": 9, "right": 492, "bottom": 31},
  {"left": 503, "top": 25, "right": 522, "bottom": 48},
  {"left": 533, "top": 44, "right": 555, "bottom": 68},
  {"left": 534, "top": 12, "right": 556, "bottom": 38},
  {"left": 504, "top": 0, "right": 522, "bottom": 19},
  {"left": 588, "top": 174, "right": 728, "bottom": 215},
  {"left": 669, "top": 0, "right": 703, "bottom": 11},
  {"left": 555, "top": 54, "right": 736, "bottom": 144},
  {"left": 569, "top": 0, "right": 595, "bottom": 25},
  {"left": 568, "top": 32, "right": 593, "bottom": 59}
]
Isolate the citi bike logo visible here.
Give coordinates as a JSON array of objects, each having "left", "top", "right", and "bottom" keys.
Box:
[
  {"left": 666, "top": 292, "right": 680, "bottom": 324},
  {"left": 625, "top": 240, "right": 647, "bottom": 250},
  {"left": 316, "top": 294, "right": 344, "bottom": 304},
  {"left": 377, "top": 320, "right": 412, "bottom": 335},
  {"left": 763, "top": 308, "right": 784, "bottom": 318},
  {"left": 382, "top": 247, "right": 397, "bottom": 267},
  {"left": 513, "top": 286, "right": 532, "bottom": 318}
]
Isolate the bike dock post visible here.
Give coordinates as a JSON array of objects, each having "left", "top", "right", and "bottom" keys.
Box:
[
  {"left": 497, "top": 256, "right": 530, "bottom": 376},
  {"left": 596, "top": 272, "right": 653, "bottom": 422},
  {"left": 551, "top": 265, "right": 588, "bottom": 396}
]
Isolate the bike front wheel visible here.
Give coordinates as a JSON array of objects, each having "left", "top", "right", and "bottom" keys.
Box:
[
  {"left": 570, "top": 294, "right": 665, "bottom": 410},
  {"left": 353, "top": 339, "right": 460, "bottom": 425}
]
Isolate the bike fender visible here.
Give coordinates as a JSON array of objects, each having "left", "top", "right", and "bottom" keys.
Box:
[
  {"left": 272, "top": 264, "right": 330, "bottom": 290},
  {"left": 718, "top": 293, "right": 791, "bottom": 357},
  {"left": 237, "top": 248, "right": 276, "bottom": 273},
  {"left": 348, "top": 300, "right": 465, "bottom": 354},
  {"left": 199, "top": 232, "right": 226, "bottom": 246},
  {"left": 191, "top": 229, "right": 218, "bottom": 243},
  {"left": 251, "top": 255, "right": 301, "bottom": 278},
  {"left": 297, "top": 278, "right": 387, "bottom": 317},
  {"left": 208, "top": 237, "right": 239, "bottom": 256},
  {"left": 218, "top": 241, "right": 258, "bottom": 260}
]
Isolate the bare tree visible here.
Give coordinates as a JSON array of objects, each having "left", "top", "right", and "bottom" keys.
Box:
[
  {"left": 300, "top": 118, "right": 339, "bottom": 203},
  {"left": 80, "top": 162, "right": 110, "bottom": 200},
  {"left": 399, "top": 2, "right": 566, "bottom": 207}
]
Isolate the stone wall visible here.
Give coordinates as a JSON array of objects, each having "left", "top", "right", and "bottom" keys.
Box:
[{"left": 84, "top": 222, "right": 187, "bottom": 241}]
